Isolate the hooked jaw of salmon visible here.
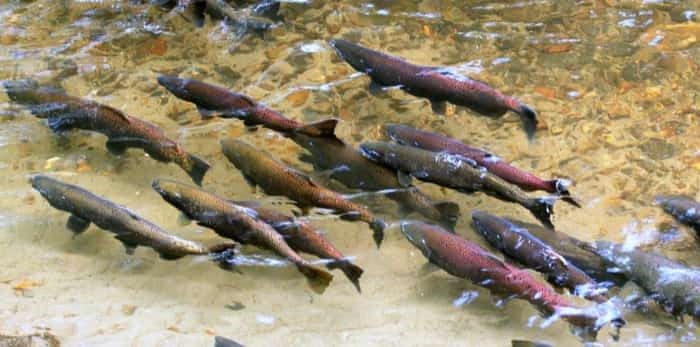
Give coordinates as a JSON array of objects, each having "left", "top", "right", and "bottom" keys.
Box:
[
  {"left": 399, "top": 222, "right": 432, "bottom": 257},
  {"left": 471, "top": 211, "right": 508, "bottom": 249}
]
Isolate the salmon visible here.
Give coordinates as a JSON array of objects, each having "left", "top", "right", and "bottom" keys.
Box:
[
  {"left": 385, "top": 124, "right": 579, "bottom": 207},
  {"left": 31, "top": 175, "right": 236, "bottom": 260},
  {"left": 656, "top": 195, "right": 700, "bottom": 234},
  {"left": 220, "top": 139, "right": 386, "bottom": 247},
  {"left": 5, "top": 80, "right": 210, "bottom": 185},
  {"left": 291, "top": 132, "right": 460, "bottom": 229},
  {"left": 152, "top": 178, "right": 333, "bottom": 294},
  {"left": 330, "top": 39, "right": 538, "bottom": 139},
  {"left": 235, "top": 200, "right": 364, "bottom": 292},
  {"left": 507, "top": 220, "right": 627, "bottom": 286},
  {"left": 596, "top": 241, "right": 700, "bottom": 319},
  {"left": 157, "top": 75, "right": 338, "bottom": 136},
  {"left": 472, "top": 211, "right": 610, "bottom": 304},
  {"left": 360, "top": 141, "right": 556, "bottom": 228},
  {"left": 401, "top": 221, "right": 624, "bottom": 337}
]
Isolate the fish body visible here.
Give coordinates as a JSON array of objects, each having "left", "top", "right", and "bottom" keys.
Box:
[
  {"left": 151, "top": 178, "right": 333, "bottom": 294},
  {"left": 5, "top": 81, "right": 210, "bottom": 185},
  {"left": 656, "top": 195, "right": 700, "bottom": 233},
  {"left": 360, "top": 142, "right": 554, "bottom": 228},
  {"left": 291, "top": 133, "right": 460, "bottom": 228},
  {"left": 31, "top": 175, "right": 235, "bottom": 260},
  {"left": 157, "top": 76, "right": 338, "bottom": 137},
  {"left": 471, "top": 211, "right": 608, "bottom": 303},
  {"left": 221, "top": 139, "right": 386, "bottom": 247},
  {"left": 330, "top": 39, "right": 538, "bottom": 139},
  {"left": 512, "top": 220, "right": 627, "bottom": 286},
  {"left": 595, "top": 241, "right": 700, "bottom": 318},
  {"left": 385, "top": 124, "right": 578, "bottom": 207},
  {"left": 160, "top": 0, "right": 279, "bottom": 30},
  {"left": 400, "top": 221, "right": 600, "bottom": 329},
  {"left": 234, "top": 200, "right": 363, "bottom": 292}
]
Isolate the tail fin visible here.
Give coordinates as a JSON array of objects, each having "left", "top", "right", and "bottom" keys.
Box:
[
  {"left": 185, "top": 153, "right": 211, "bottom": 186},
  {"left": 214, "top": 336, "right": 245, "bottom": 347},
  {"left": 297, "top": 118, "right": 338, "bottom": 137},
  {"left": 297, "top": 264, "right": 333, "bottom": 294},
  {"left": 517, "top": 104, "right": 538, "bottom": 141},
  {"left": 207, "top": 242, "right": 239, "bottom": 254},
  {"left": 328, "top": 259, "right": 364, "bottom": 293},
  {"left": 527, "top": 197, "right": 555, "bottom": 229},
  {"left": 432, "top": 201, "right": 461, "bottom": 230},
  {"left": 545, "top": 178, "right": 581, "bottom": 208},
  {"left": 370, "top": 219, "right": 386, "bottom": 249},
  {"left": 556, "top": 305, "right": 626, "bottom": 342}
]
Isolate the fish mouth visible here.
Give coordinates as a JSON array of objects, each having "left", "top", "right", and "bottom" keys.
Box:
[{"left": 399, "top": 221, "right": 431, "bottom": 256}]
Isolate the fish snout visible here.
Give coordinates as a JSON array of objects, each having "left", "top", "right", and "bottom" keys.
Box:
[
  {"left": 157, "top": 75, "right": 187, "bottom": 94},
  {"left": 399, "top": 221, "right": 431, "bottom": 253}
]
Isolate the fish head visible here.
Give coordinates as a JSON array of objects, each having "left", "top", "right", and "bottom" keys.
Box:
[
  {"left": 30, "top": 174, "right": 58, "bottom": 199},
  {"left": 471, "top": 211, "right": 509, "bottom": 249},
  {"left": 384, "top": 124, "right": 410, "bottom": 144},
  {"left": 220, "top": 139, "right": 256, "bottom": 167},
  {"left": 399, "top": 221, "right": 435, "bottom": 258},
  {"left": 157, "top": 75, "right": 188, "bottom": 97},
  {"left": 151, "top": 178, "right": 190, "bottom": 209},
  {"left": 359, "top": 142, "right": 391, "bottom": 162}
]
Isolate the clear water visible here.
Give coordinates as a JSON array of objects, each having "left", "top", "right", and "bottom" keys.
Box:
[{"left": 0, "top": 0, "right": 698, "bottom": 346}]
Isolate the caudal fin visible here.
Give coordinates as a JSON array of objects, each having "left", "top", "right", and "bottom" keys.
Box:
[
  {"left": 297, "top": 264, "right": 334, "bottom": 294},
  {"left": 184, "top": 153, "right": 211, "bottom": 186},
  {"left": 527, "top": 197, "right": 555, "bottom": 229},
  {"left": 328, "top": 259, "right": 364, "bottom": 293},
  {"left": 557, "top": 305, "right": 626, "bottom": 342},
  {"left": 297, "top": 118, "right": 338, "bottom": 137},
  {"left": 370, "top": 219, "right": 386, "bottom": 249},
  {"left": 517, "top": 104, "right": 538, "bottom": 141},
  {"left": 545, "top": 179, "right": 581, "bottom": 208}
]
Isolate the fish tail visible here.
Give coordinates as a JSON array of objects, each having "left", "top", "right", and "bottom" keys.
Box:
[
  {"left": 296, "top": 118, "right": 338, "bottom": 137},
  {"left": 556, "top": 305, "right": 626, "bottom": 342},
  {"left": 545, "top": 179, "right": 581, "bottom": 208},
  {"left": 297, "top": 264, "right": 333, "bottom": 294},
  {"left": 511, "top": 340, "right": 553, "bottom": 347},
  {"left": 516, "top": 104, "right": 538, "bottom": 141},
  {"left": 431, "top": 200, "right": 461, "bottom": 230},
  {"left": 370, "top": 219, "right": 386, "bottom": 249},
  {"left": 527, "top": 197, "right": 555, "bottom": 229},
  {"left": 207, "top": 242, "right": 239, "bottom": 254},
  {"left": 328, "top": 259, "right": 364, "bottom": 293},
  {"left": 184, "top": 153, "right": 211, "bottom": 186}
]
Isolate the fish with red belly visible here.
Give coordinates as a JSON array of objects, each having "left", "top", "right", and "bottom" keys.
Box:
[
  {"left": 330, "top": 39, "right": 538, "bottom": 139},
  {"left": 385, "top": 124, "right": 580, "bottom": 207},
  {"left": 157, "top": 75, "right": 338, "bottom": 137},
  {"left": 400, "top": 221, "right": 625, "bottom": 338},
  {"left": 4, "top": 80, "right": 210, "bottom": 185}
]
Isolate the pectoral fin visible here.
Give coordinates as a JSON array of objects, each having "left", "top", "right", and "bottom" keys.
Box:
[
  {"left": 105, "top": 138, "right": 129, "bottom": 155},
  {"left": 66, "top": 215, "right": 90, "bottom": 235},
  {"left": 397, "top": 171, "right": 412, "bottom": 187},
  {"left": 430, "top": 100, "right": 447, "bottom": 115}
]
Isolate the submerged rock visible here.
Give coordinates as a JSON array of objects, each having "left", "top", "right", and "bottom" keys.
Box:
[{"left": 0, "top": 332, "right": 60, "bottom": 347}]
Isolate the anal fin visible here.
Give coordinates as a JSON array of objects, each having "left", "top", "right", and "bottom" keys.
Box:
[
  {"left": 430, "top": 100, "right": 447, "bottom": 115},
  {"left": 105, "top": 138, "right": 129, "bottom": 155}
]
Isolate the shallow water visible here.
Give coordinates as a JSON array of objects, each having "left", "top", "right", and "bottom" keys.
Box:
[{"left": 0, "top": 0, "right": 698, "bottom": 346}]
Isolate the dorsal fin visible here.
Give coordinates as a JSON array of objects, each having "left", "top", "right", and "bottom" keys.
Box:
[
  {"left": 99, "top": 104, "right": 132, "bottom": 124},
  {"left": 288, "top": 168, "right": 319, "bottom": 187}
]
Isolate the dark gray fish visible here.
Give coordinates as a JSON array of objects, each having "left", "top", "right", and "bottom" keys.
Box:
[
  {"left": 290, "top": 133, "right": 460, "bottom": 229},
  {"left": 471, "top": 211, "right": 610, "bottom": 304},
  {"left": 595, "top": 241, "right": 700, "bottom": 319},
  {"left": 220, "top": 139, "right": 386, "bottom": 248},
  {"left": 4, "top": 80, "right": 210, "bottom": 185},
  {"left": 152, "top": 178, "right": 333, "bottom": 294},
  {"left": 360, "top": 142, "right": 555, "bottom": 228},
  {"left": 384, "top": 124, "right": 580, "bottom": 208},
  {"left": 511, "top": 220, "right": 627, "bottom": 286},
  {"left": 656, "top": 195, "right": 700, "bottom": 233},
  {"left": 31, "top": 175, "right": 236, "bottom": 260},
  {"left": 512, "top": 340, "right": 553, "bottom": 347}
]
